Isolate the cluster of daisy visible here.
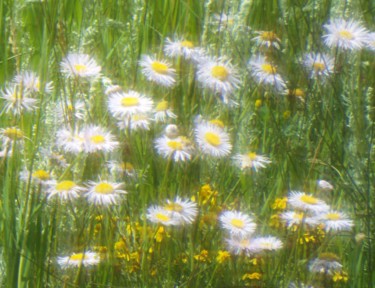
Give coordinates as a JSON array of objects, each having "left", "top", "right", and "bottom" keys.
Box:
[{"left": 219, "top": 210, "right": 283, "bottom": 256}]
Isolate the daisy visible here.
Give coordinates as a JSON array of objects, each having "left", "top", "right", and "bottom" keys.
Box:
[
  {"left": 195, "top": 122, "right": 232, "bottom": 157},
  {"left": 365, "top": 32, "right": 375, "bottom": 51},
  {"left": 251, "top": 236, "right": 283, "bottom": 252},
  {"left": 154, "top": 100, "right": 177, "bottom": 122},
  {"left": 56, "top": 128, "right": 84, "bottom": 154},
  {"left": 85, "top": 181, "right": 127, "bottom": 206},
  {"left": 213, "top": 13, "right": 236, "bottom": 30},
  {"left": 60, "top": 53, "right": 101, "bottom": 79},
  {"left": 146, "top": 205, "right": 179, "bottom": 226},
  {"left": 252, "top": 31, "right": 281, "bottom": 49},
  {"left": 280, "top": 211, "right": 318, "bottom": 228},
  {"left": 219, "top": 211, "right": 256, "bottom": 236},
  {"left": 105, "top": 84, "right": 124, "bottom": 96},
  {"left": 225, "top": 235, "right": 258, "bottom": 256},
  {"left": 139, "top": 55, "right": 176, "bottom": 87},
  {"left": 323, "top": 19, "right": 368, "bottom": 50},
  {"left": 303, "top": 53, "right": 334, "bottom": 79},
  {"left": 248, "top": 55, "right": 286, "bottom": 90},
  {"left": 108, "top": 90, "right": 153, "bottom": 118},
  {"left": 317, "top": 179, "right": 334, "bottom": 191},
  {"left": 309, "top": 253, "right": 342, "bottom": 275},
  {"left": 155, "top": 135, "right": 193, "bottom": 162},
  {"left": 56, "top": 100, "right": 86, "bottom": 121},
  {"left": 163, "top": 197, "right": 198, "bottom": 224},
  {"left": 14, "top": 71, "right": 53, "bottom": 94},
  {"left": 117, "top": 113, "right": 152, "bottom": 131},
  {"left": 45, "top": 180, "right": 85, "bottom": 201},
  {"left": 82, "top": 125, "right": 119, "bottom": 153},
  {"left": 107, "top": 161, "right": 137, "bottom": 178},
  {"left": 288, "top": 191, "right": 330, "bottom": 213},
  {"left": 164, "top": 37, "right": 197, "bottom": 59},
  {"left": 1, "top": 85, "right": 38, "bottom": 115},
  {"left": 196, "top": 57, "right": 240, "bottom": 96},
  {"left": 233, "top": 152, "right": 271, "bottom": 172},
  {"left": 57, "top": 251, "right": 100, "bottom": 268},
  {"left": 20, "top": 168, "right": 51, "bottom": 184},
  {"left": 315, "top": 210, "right": 353, "bottom": 232},
  {"left": 0, "top": 127, "right": 24, "bottom": 146}
]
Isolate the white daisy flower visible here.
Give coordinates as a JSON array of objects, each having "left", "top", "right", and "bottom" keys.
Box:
[
  {"left": 105, "top": 84, "right": 124, "bottom": 96},
  {"left": 315, "top": 210, "right": 354, "bottom": 232},
  {"left": 225, "top": 235, "right": 259, "bottom": 256},
  {"left": 154, "top": 100, "right": 177, "bottom": 122},
  {"left": 45, "top": 180, "right": 85, "bottom": 201},
  {"left": 309, "top": 253, "right": 342, "bottom": 275},
  {"left": 108, "top": 90, "right": 153, "bottom": 118},
  {"left": 251, "top": 236, "right": 283, "bottom": 252},
  {"left": 56, "top": 100, "right": 86, "bottom": 121},
  {"left": 365, "top": 32, "right": 375, "bottom": 51},
  {"left": 164, "top": 37, "right": 197, "bottom": 59},
  {"left": 213, "top": 13, "right": 236, "bottom": 30},
  {"left": 303, "top": 53, "right": 334, "bottom": 79},
  {"left": 82, "top": 125, "right": 119, "bottom": 153},
  {"left": 146, "top": 205, "right": 179, "bottom": 226},
  {"left": 163, "top": 197, "right": 198, "bottom": 224},
  {"left": 57, "top": 251, "right": 100, "bottom": 268},
  {"left": 14, "top": 71, "right": 53, "bottom": 94},
  {"left": 60, "top": 53, "right": 101, "bottom": 79},
  {"left": 233, "top": 152, "right": 271, "bottom": 172},
  {"left": 280, "top": 211, "right": 318, "bottom": 228},
  {"left": 117, "top": 113, "right": 152, "bottom": 131},
  {"left": 56, "top": 128, "right": 84, "bottom": 154},
  {"left": 1, "top": 85, "right": 38, "bottom": 115},
  {"left": 20, "top": 168, "right": 51, "bottom": 184},
  {"left": 139, "top": 55, "right": 176, "bottom": 87},
  {"left": 288, "top": 191, "right": 330, "bottom": 214},
  {"left": 317, "top": 179, "right": 334, "bottom": 191},
  {"left": 107, "top": 161, "right": 137, "bottom": 178},
  {"left": 323, "top": 19, "right": 368, "bottom": 50},
  {"left": 0, "top": 127, "right": 25, "bottom": 146},
  {"left": 155, "top": 135, "right": 193, "bottom": 162},
  {"left": 252, "top": 31, "right": 281, "bottom": 49},
  {"left": 219, "top": 211, "right": 256, "bottom": 236},
  {"left": 196, "top": 57, "right": 240, "bottom": 96},
  {"left": 248, "top": 55, "right": 286, "bottom": 90},
  {"left": 85, "top": 181, "right": 127, "bottom": 206},
  {"left": 195, "top": 122, "right": 232, "bottom": 157}
]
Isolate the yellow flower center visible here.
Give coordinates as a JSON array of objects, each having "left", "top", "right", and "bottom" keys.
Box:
[
  {"left": 11, "top": 92, "right": 22, "bottom": 102},
  {"left": 90, "top": 135, "right": 105, "bottom": 144},
  {"left": 132, "top": 114, "right": 147, "bottom": 121},
  {"left": 3, "top": 128, "right": 24, "bottom": 140},
  {"left": 313, "top": 63, "right": 325, "bottom": 72},
  {"left": 155, "top": 213, "right": 170, "bottom": 222},
  {"left": 164, "top": 203, "right": 183, "bottom": 212},
  {"left": 291, "top": 88, "right": 304, "bottom": 97},
  {"left": 121, "top": 97, "right": 140, "bottom": 107},
  {"left": 151, "top": 61, "right": 169, "bottom": 74},
  {"left": 56, "top": 180, "right": 76, "bottom": 191},
  {"left": 167, "top": 140, "right": 183, "bottom": 150},
  {"left": 209, "top": 119, "right": 225, "bottom": 128},
  {"left": 181, "top": 40, "right": 194, "bottom": 48},
  {"left": 339, "top": 30, "right": 353, "bottom": 40},
  {"left": 231, "top": 218, "right": 245, "bottom": 228},
  {"left": 261, "top": 63, "right": 277, "bottom": 74},
  {"left": 204, "top": 132, "right": 221, "bottom": 147},
  {"left": 240, "top": 239, "right": 250, "bottom": 247},
  {"left": 326, "top": 213, "right": 341, "bottom": 220},
  {"left": 74, "top": 64, "right": 88, "bottom": 73},
  {"left": 32, "top": 170, "right": 50, "bottom": 180},
  {"left": 261, "top": 31, "right": 278, "bottom": 41},
  {"left": 293, "top": 212, "right": 304, "bottom": 220},
  {"left": 211, "top": 65, "right": 229, "bottom": 81},
  {"left": 300, "top": 194, "right": 318, "bottom": 205},
  {"left": 69, "top": 253, "right": 88, "bottom": 261},
  {"left": 94, "top": 183, "right": 114, "bottom": 194},
  {"left": 120, "top": 162, "right": 134, "bottom": 171},
  {"left": 247, "top": 152, "right": 257, "bottom": 160},
  {"left": 156, "top": 100, "right": 168, "bottom": 111}
]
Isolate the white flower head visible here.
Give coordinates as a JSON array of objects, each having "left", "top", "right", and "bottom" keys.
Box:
[
  {"left": 45, "top": 180, "right": 85, "bottom": 201},
  {"left": 139, "top": 55, "right": 176, "bottom": 87},
  {"left": 164, "top": 37, "right": 197, "bottom": 60},
  {"left": 250, "top": 236, "right": 283, "bottom": 253},
  {"left": 20, "top": 168, "right": 51, "bottom": 184},
  {"left": 219, "top": 210, "right": 256, "bottom": 236},
  {"left": 155, "top": 135, "right": 193, "bottom": 162},
  {"left": 60, "top": 53, "right": 101, "bottom": 79},
  {"left": 85, "top": 181, "right": 127, "bottom": 206},
  {"left": 14, "top": 71, "right": 53, "bottom": 94},
  {"left": 288, "top": 191, "right": 330, "bottom": 214},
  {"left": 146, "top": 205, "right": 180, "bottom": 226},
  {"left": 82, "top": 125, "right": 119, "bottom": 153},
  {"left": 248, "top": 55, "right": 286, "bottom": 90},
  {"left": 0, "top": 127, "right": 25, "bottom": 147},
  {"left": 252, "top": 31, "right": 281, "bottom": 50},
  {"left": 56, "top": 100, "right": 86, "bottom": 121},
  {"left": 56, "top": 128, "right": 84, "bottom": 154},
  {"left": 315, "top": 210, "right": 354, "bottom": 232},
  {"left": 163, "top": 197, "right": 198, "bottom": 225},
  {"left": 365, "top": 32, "right": 375, "bottom": 51},
  {"left": 309, "top": 253, "right": 342, "bottom": 275},
  {"left": 280, "top": 211, "right": 318, "bottom": 228},
  {"left": 57, "top": 251, "right": 100, "bottom": 269},
  {"left": 154, "top": 100, "right": 177, "bottom": 122},
  {"left": 317, "top": 180, "right": 334, "bottom": 191},
  {"left": 1, "top": 84, "right": 38, "bottom": 115},
  {"left": 323, "top": 19, "right": 368, "bottom": 50},
  {"left": 225, "top": 234, "right": 259, "bottom": 256},
  {"left": 108, "top": 90, "right": 153, "bottom": 119},
  {"left": 233, "top": 152, "right": 271, "bottom": 172},
  {"left": 195, "top": 122, "right": 232, "bottom": 157},
  {"left": 116, "top": 113, "right": 152, "bottom": 131},
  {"left": 303, "top": 53, "right": 334, "bottom": 79}
]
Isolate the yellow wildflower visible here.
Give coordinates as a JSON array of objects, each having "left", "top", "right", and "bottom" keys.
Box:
[
  {"left": 194, "top": 250, "right": 209, "bottom": 262},
  {"left": 216, "top": 250, "right": 231, "bottom": 264},
  {"left": 242, "top": 272, "right": 262, "bottom": 280},
  {"left": 269, "top": 214, "right": 282, "bottom": 228},
  {"left": 255, "top": 99, "right": 262, "bottom": 108},
  {"left": 271, "top": 197, "right": 287, "bottom": 210},
  {"left": 333, "top": 271, "right": 348, "bottom": 282}
]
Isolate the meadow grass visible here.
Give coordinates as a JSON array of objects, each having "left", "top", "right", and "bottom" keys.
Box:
[{"left": 0, "top": 0, "right": 374, "bottom": 287}]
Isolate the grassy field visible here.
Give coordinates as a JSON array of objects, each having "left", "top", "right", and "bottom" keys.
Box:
[{"left": 0, "top": 0, "right": 374, "bottom": 287}]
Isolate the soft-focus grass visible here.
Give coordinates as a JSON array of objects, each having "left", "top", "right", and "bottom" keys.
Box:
[{"left": 0, "top": 0, "right": 374, "bottom": 287}]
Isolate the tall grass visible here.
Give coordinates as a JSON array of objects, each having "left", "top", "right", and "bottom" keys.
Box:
[{"left": 0, "top": 0, "right": 374, "bottom": 287}]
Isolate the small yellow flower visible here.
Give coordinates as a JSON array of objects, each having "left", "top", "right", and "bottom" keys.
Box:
[
  {"left": 271, "top": 197, "right": 287, "bottom": 210},
  {"left": 283, "top": 110, "right": 291, "bottom": 119},
  {"left": 332, "top": 271, "right": 349, "bottom": 282},
  {"left": 154, "top": 226, "right": 169, "bottom": 243},
  {"left": 298, "top": 232, "right": 316, "bottom": 245},
  {"left": 194, "top": 250, "right": 209, "bottom": 262},
  {"left": 269, "top": 214, "right": 282, "bottom": 228},
  {"left": 255, "top": 99, "right": 262, "bottom": 108},
  {"left": 216, "top": 250, "right": 231, "bottom": 264},
  {"left": 114, "top": 239, "right": 127, "bottom": 251},
  {"left": 198, "top": 184, "right": 219, "bottom": 206},
  {"left": 242, "top": 272, "right": 262, "bottom": 280}
]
